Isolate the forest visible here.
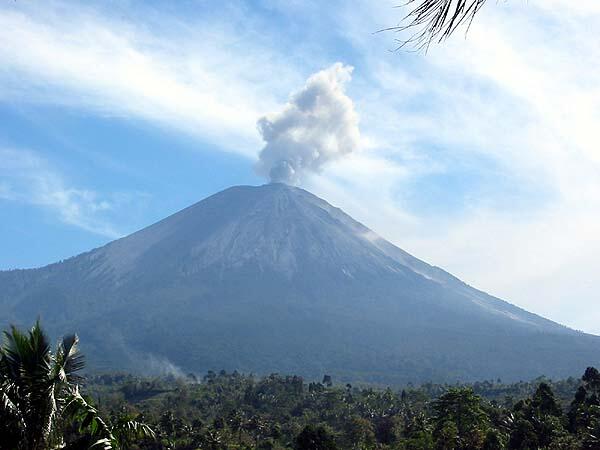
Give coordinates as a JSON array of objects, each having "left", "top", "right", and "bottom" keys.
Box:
[
  {"left": 81, "top": 370, "right": 600, "bottom": 450},
  {"left": 3, "top": 323, "right": 600, "bottom": 449}
]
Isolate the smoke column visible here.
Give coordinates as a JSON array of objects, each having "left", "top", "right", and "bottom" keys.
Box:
[{"left": 256, "top": 63, "right": 360, "bottom": 185}]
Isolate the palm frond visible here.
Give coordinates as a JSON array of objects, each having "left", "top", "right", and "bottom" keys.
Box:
[
  {"left": 111, "top": 415, "right": 156, "bottom": 447},
  {"left": 63, "top": 386, "right": 115, "bottom": 449},
  {"left": 0, "top": 378, "right": 26, "bottom": 440},
  {"left": 0, "top": 379, "right": 20, "bottom": 415},
  {"left": 89, "top": 438, "right": 113, "bottom": 450},
  {"left": 383, "top": 0, "right": 489, "bottom": 51},
  {"left": 54, "top": 334, "right": 85, "bottom": 384},
  {"left": 3, "top": 321, "right": 52, "bottom": 384}
]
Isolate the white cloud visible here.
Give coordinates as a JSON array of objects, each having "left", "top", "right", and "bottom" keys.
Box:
[{"left": 0, "top": 148, "right": 139, "bottom": 238}]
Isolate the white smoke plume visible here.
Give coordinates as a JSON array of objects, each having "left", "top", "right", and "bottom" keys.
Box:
[{"left": 256, "top": 63, "right": 360, "bottom": 185}]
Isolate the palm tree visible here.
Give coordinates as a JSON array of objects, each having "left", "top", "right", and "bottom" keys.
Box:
[{"left": 0, "top": 321, "right": 153, "bottom": 450}]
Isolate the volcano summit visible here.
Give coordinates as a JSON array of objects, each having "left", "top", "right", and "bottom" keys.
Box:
[{"left": 1, "top": 184, "right": 598, "bottom": 383}]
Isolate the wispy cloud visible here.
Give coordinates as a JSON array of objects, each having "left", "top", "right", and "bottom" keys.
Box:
[
  {"left": 0, "top": 148, "right": 143, "bottom": 238},
  {"left": 0, "top": 2, "right": 308, "bottom": 157}
]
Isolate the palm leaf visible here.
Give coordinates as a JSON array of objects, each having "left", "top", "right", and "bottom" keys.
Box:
[
  {"left": 0, "top": 379, "right": 20, "bottom": 416},
  {"left": 63, "top": 386, "right": 115, "bottom": 449},
  {"left": 383, "top": 0, "right": 489, "bottom": 50},
  {"left": 53, "top": 334, "right": 85, "bottom": 384},
  {"left": 111, "top": 415, "right": 156, "bottom": 447}
]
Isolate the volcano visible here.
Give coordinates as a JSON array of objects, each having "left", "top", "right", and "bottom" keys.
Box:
[{"left": 1, "top": 183, "right": 598, "bottom": 383}]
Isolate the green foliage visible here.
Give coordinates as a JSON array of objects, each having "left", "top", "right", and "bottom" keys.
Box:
[
  {"left": 531, "top": 383, "right": 562, "bottom": 417},
  {"left": 0, "top": 322, "right": 153, "bottom": 450},
  {"left": 78, "top": 367, "right": 600, "bottom": 450},
  {"left": 482, "top": 429, "right": 504, "bottom": 450},
  {"left": 0, "top": 321, "right": 95, "bottom": 450},
  {"left": 6, "top": 322, "right": 600, "bottom": 450},
  {"left": 432, "top": 388, "right": 489, "bottom": 449},
  {"left": 295, "top": 424, "right": 338, "bottom": 450}
]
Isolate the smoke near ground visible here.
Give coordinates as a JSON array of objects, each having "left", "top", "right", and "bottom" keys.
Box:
[{"left": 256, "top": 63, "right": 360, "bottom": 185}]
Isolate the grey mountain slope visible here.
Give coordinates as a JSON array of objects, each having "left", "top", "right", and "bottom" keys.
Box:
[{"left": 0, "top": 183, "right": 598, "bottom": 383}]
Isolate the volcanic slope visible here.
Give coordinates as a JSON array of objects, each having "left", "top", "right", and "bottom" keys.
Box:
[{"left": 1, "top": 183, "right": 598, "bottom": 383}]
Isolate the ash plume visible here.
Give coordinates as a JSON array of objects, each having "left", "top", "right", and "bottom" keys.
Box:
[{"left": 256, "top": 63, "right": 360, "bottom": 185}]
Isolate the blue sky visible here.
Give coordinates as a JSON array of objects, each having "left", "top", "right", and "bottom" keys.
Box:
[{"left": 1, "top": 0, "right": 600, "bottom": 333}]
